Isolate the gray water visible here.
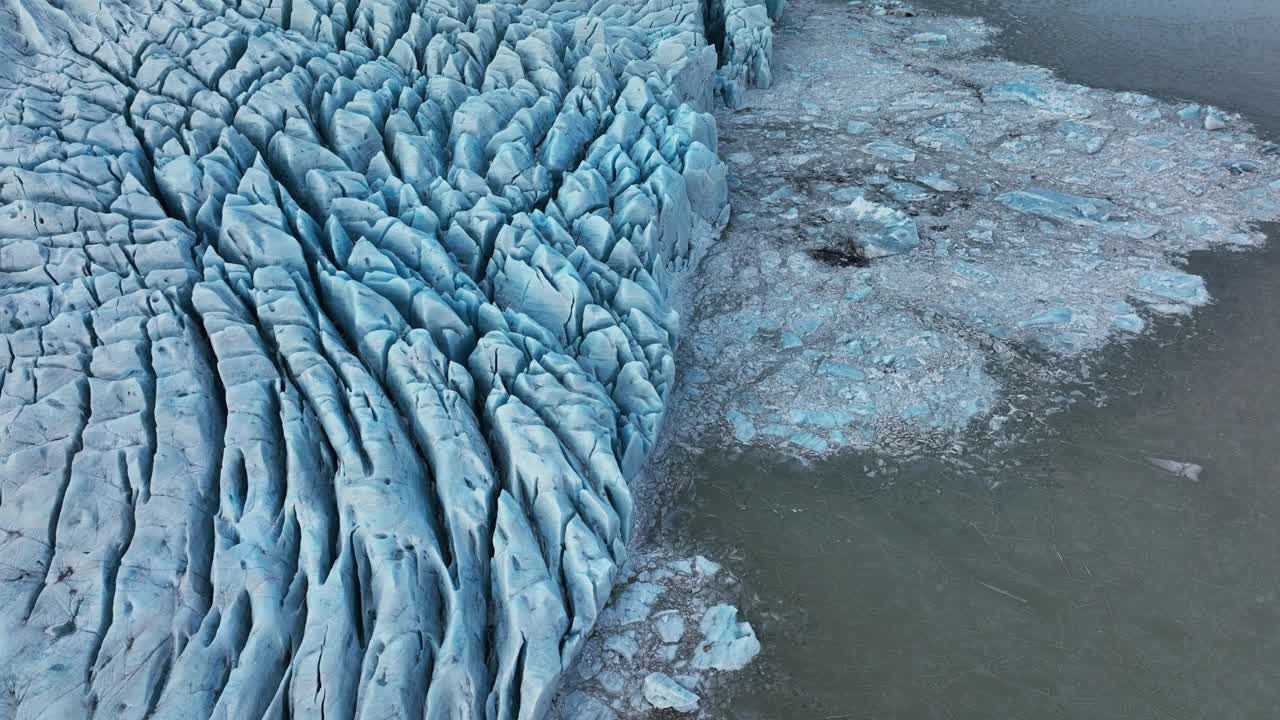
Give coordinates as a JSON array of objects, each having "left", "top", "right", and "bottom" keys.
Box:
[
  {"left": 916, "top": 0, "right": 1280, "bottom": 139},
  {"left": 663, "top": 2, "right": 1280, "bottom": 718}
]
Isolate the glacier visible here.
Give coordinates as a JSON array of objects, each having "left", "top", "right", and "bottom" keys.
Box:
[{"left": 0, "top": 0, "right": 780, "bottom": 717}]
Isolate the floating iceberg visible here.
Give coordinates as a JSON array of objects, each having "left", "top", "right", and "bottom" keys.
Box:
[{"left": 832, "top": 196, "right": 922, "bottom": 258}]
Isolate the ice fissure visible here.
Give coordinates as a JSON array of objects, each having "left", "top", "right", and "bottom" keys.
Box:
[{"left": 0, "top": 0, "right": 777, "bottom": 716}]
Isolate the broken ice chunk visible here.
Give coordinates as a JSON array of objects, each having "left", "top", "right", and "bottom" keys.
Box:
[
  {"left": 1136, "top": 271, "right": 1209, "bottom": 306},
  {"left": 998, "top": 188, "right": 1115, "bottom": 225},
  {"left": 907, "top": 32, "right": 948, "bottom": 47},
  {"left": 1111, "top": 314, "right": 1145, "bottom": 333},
  {"left": 654, "top": 611, "right": 686, "bottom": 643},
  {"left": 830, "top": 186, "right": 863, "bottom": 203},
  {"left": 846, "top": 120, "right": 872, "bottom": 135},
  {"left": 846, "top": 286, "right": 874, "bottom": 302},
  {"left": 691, "top": 605, "right": 761, "bottom": 671},
  {"left": 985, "top": 82, "right": 1046, "bottom": 106},
  {"left": 597, "top": 671, "right": 627, "bottom": 696},
  {"left": 791, "top": 311, "right": 827, "bottom": 336},
  {"left": 1147, "top": 457, "right": 1203, "bottom": 482},
  {"left": 1177, "top": 104, "right": 1205, "bottom": 127},
  {"left": 726, "top": 409, "right": 758, "bottom": 442},
  {"left": 904, "top": 402, "right": 931, "bottom": 419},
  {"left": 1133, "top": 109, "right": 1162, "bottom": 124},
  {"left": 762, "top": 185, "right": 794, "bottom": 204},
  {"left": 861, "top": 140, "right": 917, "bottom": 163},
  {"left": 1116, "top": 91, "right": 1157, "bottom": 107},
  {"left": 1223, "top": 158, "right": 1266, "bottom": 174},
  {"left": 916, "top": 175, "right": 959, "bottom": 192},
  {"left": 984, "top": 82, "right": 1089, "bottom": 116},
  {"left": 1172, "top": 101, "right": 1223, "bottom": 128},
  {"left": 790, "top": 408, "right": 856, "bottom": 427},
  {"left": 560, "top": 691, "right": 617, "bottom": 720},
  {"left": 789, "top": 431, "right": 830, "bottom": 453},
  {"left": 1017, "top": 307, "right": 1073, "bottom": 328},
  {"left": 1101, "top": 219, "right": 1162, "bottom": 240},
  {"left": 1137, "top": 134, "right": 1177, "bottom": 149},
  {"left": 832, "top": 196, "right": 922, "bottom": 258},
  {"left": 643, "top": 673, "right": 699, "bottom": 712},
  {"left": 605, "top": 632, "right": 640, "bottom": 660},
  {"left": 694, "top": 556, "right": 722, "bottom": 576},
  {"left": 603, "top": 582, "right": 665, "bottom": 625},
  {"left": 886, "top": 181, "right": 931, "bottom": 202},
  {"left": 1056, "top": 120, "right": 1110, "bottom": 154},
  {"left": 913, "top": 127, "right": 969, "bottom": 150},
  {"left": 818, "top": 362, "right": 867, "bottom": 380}
]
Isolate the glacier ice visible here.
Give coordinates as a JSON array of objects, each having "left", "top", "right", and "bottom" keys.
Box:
[{"left": 0, "top": 0, "right": 778, "bottom": 717}]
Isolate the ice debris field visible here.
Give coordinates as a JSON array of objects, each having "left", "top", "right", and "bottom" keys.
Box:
[
  {"left": 0, "top": 0, "right": 777, "bottom": 716},
  {"left": 658, "top": 0, "right": 1280, "bottom": 467}
]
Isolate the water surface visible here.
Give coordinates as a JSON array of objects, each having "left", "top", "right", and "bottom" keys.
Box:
[{"left": 916, "top": 0, "right": 1280, "bottom": 138}]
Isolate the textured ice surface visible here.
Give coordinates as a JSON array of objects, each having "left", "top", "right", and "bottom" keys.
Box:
[
  {"left": 689, "top": 604, "right": 760, "bottom": 671},
  {"left": 653, "top": 0, "right": 1280, "bottom": 466},
  {"left": 548, "top": 550, "right": 753, "bottom": 719},
  {"left": 0, "top": 0, "right": 777, "bottom": 716}
]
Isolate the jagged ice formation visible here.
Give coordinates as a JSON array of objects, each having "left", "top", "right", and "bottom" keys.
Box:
[{"left": 0, "top": 0, "right": 778, "bottom": 717}]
